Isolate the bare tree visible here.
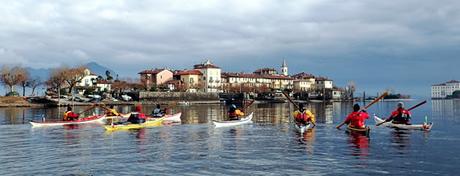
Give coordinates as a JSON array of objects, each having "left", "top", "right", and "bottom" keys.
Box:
[
  {"left": 27, "top": 77, "right": 42, "bottom": 96},
  {"left": 64, "top": 66, "right": 86, "bottom": 94},
  {"left": 18, "top": 70, "right": 30, "bottom": 96},
  {"left": 47, "top": 67, "right": 68, "bottom": 94},
  {"left": 0, "top": 66, "right": 28, "bottom": 94}
]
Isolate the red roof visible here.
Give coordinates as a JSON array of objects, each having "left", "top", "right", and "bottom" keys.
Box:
[
  {"left": 175, "top": 69, "right": 203, "bottom": 76},
  {"left": 292, "top": 72, "right": 315, "bottom": 79},
  {"left": 138, "top": 69, "right": 169, "bottom": 75},
  {"left": 96, "top": 80, "right": 111, "bottom": 84},
  {"left": 222, "top": 72, "right": 293, "bottom": 80},
  {"left": 432, "top": 80, "right": 460, "bottom": 86},
  {"left": 315, "top": 77, "right": 332, "bottom": 81}
]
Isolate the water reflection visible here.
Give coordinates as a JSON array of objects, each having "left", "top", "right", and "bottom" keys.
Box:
[
  {"left": 432, "top": 99, "right": 460, "bottom": 122},
  {"left": 300, "top": 129, "right": 316, "bottom": 155},
  {"left": 390, "top": 130, "right": 411, "bottom": 154},
  {"left": 347, "top": 132, "right": 370, "bottom": 158}
]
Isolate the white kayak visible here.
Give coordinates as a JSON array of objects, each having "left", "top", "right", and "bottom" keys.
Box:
[
  {"left": 374, "top": 115, "right": 433, "bottom": 131},
  {"left": 213, "top": 112, "right": 253, "bottom": 128},
  {"left": 151, "top": 112, "right": 182, "bottom": 123},
  {"left": 30, "top": 115, "right": 105, "bottom": 127},
  {"left": 293, "top": 123, "right": 312, "bottom": 134}
]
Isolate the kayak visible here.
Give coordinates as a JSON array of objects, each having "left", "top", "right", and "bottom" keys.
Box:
[
  {"left": 150, "top": 112, "right": 182, "bottom": 123},
  {"left": 293, "top": 123, "right": 312, "bottom": 134},
  {"left": 103, "top": 113, "right": 132, "bottom": 124},
  {"left": 347, "top": 125, "right": 370, "bottom": 136},
  {"left": 104, "top": 117, "right": 165, "bottom": 131},
  {"left": 30, "top": 115, "right": 105, "bottom": 127},
  {"left": 374, "top": 115, "right": 433, "bottom": 131},
  {"left": 213, "top": 112, "right": 253, "bottom": 128}
]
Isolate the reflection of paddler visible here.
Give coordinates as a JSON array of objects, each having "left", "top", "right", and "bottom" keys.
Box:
[{"left": 302, "top": 128, "right": 316, "bottom": 155}]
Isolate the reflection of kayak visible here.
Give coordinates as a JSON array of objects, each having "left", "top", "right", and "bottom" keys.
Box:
[
  {"left": 149, "top": 112, "right": 182, "bottom": 123},
  {"left": 30, "top": 115, "right": 105, "bottom": 127},
  {"left": 213, "top": 112, "right": 253, "bottom": 128},
  {"left": 374, "top": 115, "right": 433, "bottom": 131},
  {"left": 347, "top": 125, "right": 370, "bottom": 136},
  {"left": 104, "top": 117, "right": 164, "bottom": 131},
  {"left": 293, "top": 123, "right": 312, "bottom": 134}
]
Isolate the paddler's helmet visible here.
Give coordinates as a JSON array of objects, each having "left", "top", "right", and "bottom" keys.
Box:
[
  {"left": 231, "top": 104, "right": 237, "bottom": 109},
  {"left": 353, "top": 104, "right": 360, "bottom": 112},
  {"left": 397, "top": 102, "right": 404, "bottom": 108}
]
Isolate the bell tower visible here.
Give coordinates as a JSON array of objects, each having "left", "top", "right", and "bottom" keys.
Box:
[{"left": 281, "top": 59, "right": 288, "bottom": 76}]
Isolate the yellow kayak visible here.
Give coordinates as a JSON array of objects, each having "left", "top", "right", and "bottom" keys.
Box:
[{"left": 104, "top": 117, "right": 164, "bottom": 131}]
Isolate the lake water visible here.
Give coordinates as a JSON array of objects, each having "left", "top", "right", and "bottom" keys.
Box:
[{"left": 0, "top": 100, "right": 459, "bottom": 175}]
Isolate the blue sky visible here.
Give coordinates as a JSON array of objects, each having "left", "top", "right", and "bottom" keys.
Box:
[{"left": 0, "top": 0, "right": 459, "bottom": 97}]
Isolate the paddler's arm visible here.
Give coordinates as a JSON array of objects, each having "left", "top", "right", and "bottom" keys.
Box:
[{"left": 307, "top": 111, "right": 316, "bottom": 127}]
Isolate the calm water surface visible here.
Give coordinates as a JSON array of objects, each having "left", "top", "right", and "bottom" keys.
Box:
[{"left": 0, "top": 100, "right": 459, "bottom": 175}]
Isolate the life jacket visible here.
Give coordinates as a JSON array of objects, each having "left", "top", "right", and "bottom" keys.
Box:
[
  {"left": 63, "top": 111, "right": 70, "bottom": 121},
  {"left": 346, "top": 111, "right": 369, "bottom": 128},
  {"left": 392, "top": 108, "right": 411, "bottom": 123},
  {"left": 127, "top": 112, "right": 145, "bottom": 124},
  {"left": 294, "top": 110, "right": 312, "bottom": 124}
]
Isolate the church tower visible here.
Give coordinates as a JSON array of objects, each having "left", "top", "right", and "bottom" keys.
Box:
[{"left": 281, "top": 59, "right": 288, "bottom": 76}]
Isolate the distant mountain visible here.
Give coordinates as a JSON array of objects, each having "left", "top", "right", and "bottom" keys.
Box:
[
  {"left": 26, "top": 67, "right": 52, "bottom": 81},
  {"left": 25, "top": 61, "right": 117, "bottom": 81},
  {"left": 84, "top": 62, "right": 117, "bottom": 78}
]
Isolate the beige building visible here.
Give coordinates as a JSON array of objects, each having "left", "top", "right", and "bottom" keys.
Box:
[
  {"left": 221, "top": 72, "right": 293, "bottom": 92},
  {"left": 194, "top": 60, "right": 221, "bottom": 93},
  {"left": 292, "top": 72, "right": 316, "bottom": 92},
  {"left": 138, "top": 68, "right": 173, "bottom": 90},
  {"left": 174, "top": 69, "right": 203, "bottom": 92}
]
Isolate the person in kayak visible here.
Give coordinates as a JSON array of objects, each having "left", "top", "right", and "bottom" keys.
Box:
[
  {"left": 151, "top": 104, "right": 164, "bottom": 117},
  {"left": 292, "top": 103, "right": 316, "bottom": 127},
  {"left": 228, "top": 104, "right": 245, "bottom": 120},
  {"left": 127, "top": 104, "right": 147, "bottom": 124},
  {"left": 63, "top": 106, "right": 79, "bottom": 121},
  {"left": 382, "top": 102, "right": 412, "bottom": 125},
  {"left": 106, "top": 105, "right": 120, "bottom": 116},
  {"left": 336, "top": 104, "right": 369, "bottom": 129}
]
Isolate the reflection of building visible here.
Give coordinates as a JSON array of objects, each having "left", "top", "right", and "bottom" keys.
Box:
[
  {"left": 431, "top": 80, "right": 460, "bottom": 99},
  {"left": 431, "top": 99, "right": 460, "bottom": 120}
]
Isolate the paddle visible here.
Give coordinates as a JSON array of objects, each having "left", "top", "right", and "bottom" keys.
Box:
[
  {"left": 336, "top": 91, "right": 388, "bottom": 129},
  {"left": 282, "top": 91, "right": 316, "bottom": 127},
  {"left": 376, "top": 100, "right": 427, "bottom": 126}
]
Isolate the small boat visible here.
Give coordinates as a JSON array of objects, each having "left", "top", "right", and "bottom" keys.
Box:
[
  {"left": 104, "top": 117, "right": 165, "bottom": 131},
  {"left": 346, "top": 125, "right": 370, "bottom": 136},
  {"left": 30, "top": 115, "right": 105, "bottom": 127},
  {"left": 374, "top": 115, "right": 433, "bottom": 131},
  {"left": 293, "top": 123, "right": 312, "bottom": 134},
  {"left": 213, "top": 112, "right": 253, "bottom": 128}
]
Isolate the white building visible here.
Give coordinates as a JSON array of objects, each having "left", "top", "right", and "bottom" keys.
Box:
[
  {"left": 281, "top": 59, "right": 288, "bottom": 76},
  {"left": 315, "top": 77, "right": 333, "bottom": 90},
  {"left": 292, "top": 72, "right": 316, "bottom": 92},
  {"left": 222, "top": 72, "right": 293, "bottom": 91},
  {"left": 77, "top": 69, "right": 98, "bottom": 87},
  {"left": 431, "top": 80, "right": 460, "bottom": 99},
  {"left": 194, "top": 60, "right": 222, "bottom": 93}
]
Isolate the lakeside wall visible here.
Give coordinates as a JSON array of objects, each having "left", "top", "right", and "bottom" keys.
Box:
[{"left": 139, "top": 92, "right": 220, "bottom": 101}]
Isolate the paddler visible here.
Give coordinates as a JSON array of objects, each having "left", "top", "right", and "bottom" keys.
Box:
[
  {"left": 292, "top": 103, "right": 316, "bottom": 127},
  {"left": 380, "top": 102, "right": 411, "bottom": 125},
  {"left": 63, "top": 106, "right": 79, "bottom": 121},
  {"left": 106, "top": 105, "right": 120, "bottom": 116},
  {"left": 127, "top": 104, "right": 147, "bottom": 124},
  {"left": 228, "top": 104, "right": 244, "bottom": 120},
  {"left": 151, "top": 104, "right": 164, "bottom": 117},
  {"left": 336, "top": 104, "right": 369, "bottom": 129}
]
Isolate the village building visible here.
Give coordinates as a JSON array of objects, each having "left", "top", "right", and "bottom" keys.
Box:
[
  {"left": 173, "top": 69, "right": 203, "bottom": 92},
  {"left": 138, "top": 68, "right": 173, "bottom": 90},
  {"left": 193, "top": 60, "right": 221, "bottom": 93},
  {"left": 431, "top": 80, "right": 460, "bottom": 99}
]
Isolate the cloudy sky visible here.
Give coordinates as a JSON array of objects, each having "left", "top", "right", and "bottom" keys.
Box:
[{"left": 0, "top": 0, "right": 459, "bottom": 97}]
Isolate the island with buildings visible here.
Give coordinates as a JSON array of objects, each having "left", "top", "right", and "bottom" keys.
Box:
[{"left": 0, "top": 59, "right": 355, "bottom": 107}]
